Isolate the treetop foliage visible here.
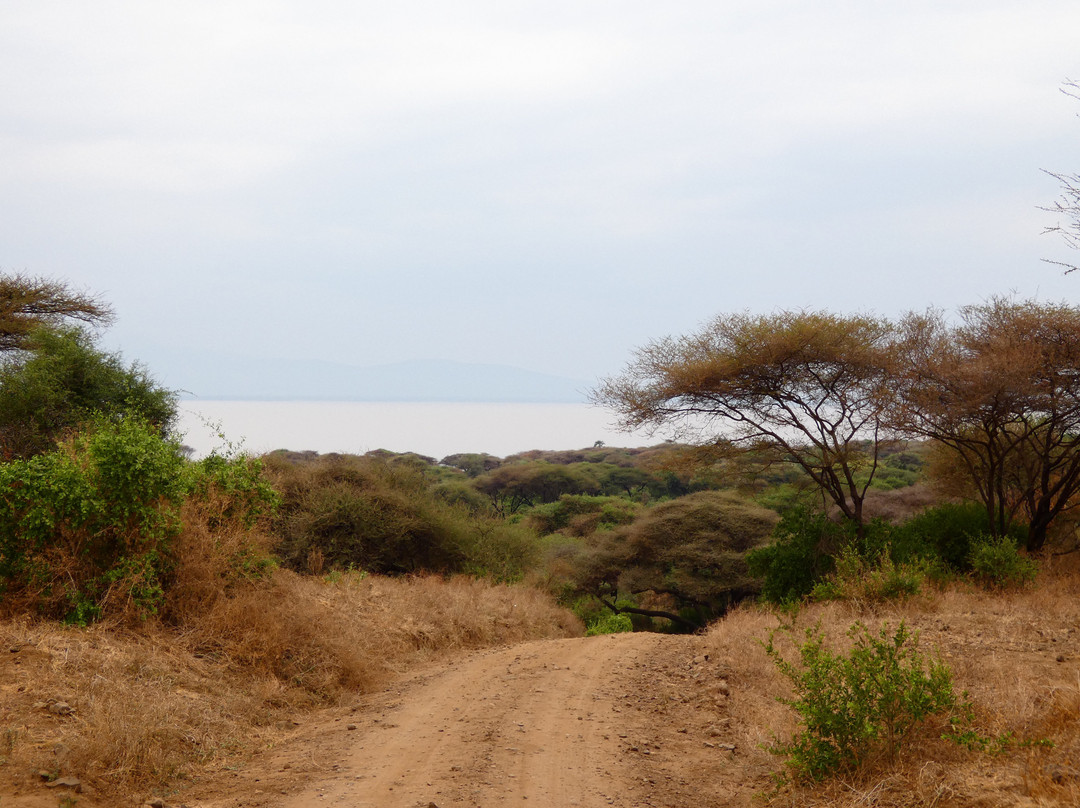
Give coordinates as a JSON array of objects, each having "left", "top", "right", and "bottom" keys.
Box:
[
  {"left": 0, "top": 327, "right": 178, "bottom": 459},
  {"left": 595, "top": 310, "right": 894, "bottom": 435},
  {"left": 0, "top": 272, "right": 113, "bottom": 353},
  {"left": 595, "top": 310, "right": 898, "bottom": 536},
  {"left": 576, "top": 490, "right": 779, "bottom": 627},
  {"left": 896, "top": 298, "right": 1080, "bottom": 550},
  {"left": 597, "top": 299, "right": 1080, "bottom": 553}
]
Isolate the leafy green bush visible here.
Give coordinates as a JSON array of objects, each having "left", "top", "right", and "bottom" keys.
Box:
[
  {"left": 570, "top": 595, "right": 642, "bottom": 634},
  {"left": 809, "top": 544, "right": 926, "bottom": 605},
  {"left": 763, "top": 621, "right": 959, "bottom": 782},
  {"left": 888, "top": 502, "right": 1024, "bottom": 570},
  {"left": 0, "top": 419, "right": 280, "bottom": 623},
  {"left": 186, "top": 451, "right": 281, "bottom": 529},
  {"left": 750, "top": 500, "right": 1033, "bottom": 605},
  {"left": 585, "top": 610, "right": 634, "bottom": 636},
  {"left": 866, "top": 464, "right": 922, "bottom": 491},
  {"left": 0, "top": 327, "right": 177, "bottom": 459},
  {"left": 747, "top": 508, "right": 848, "bottom": 604},
  {"left": 967, "top": 535, "right": 1038, "bottom": 589},
  {"left": 0, "top": 418, "right": 187, "bottom": 621}
]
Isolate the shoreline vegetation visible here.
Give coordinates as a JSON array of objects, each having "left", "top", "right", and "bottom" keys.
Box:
[{"left": 173, "top": 399, "right": 652, "bottom": 460}]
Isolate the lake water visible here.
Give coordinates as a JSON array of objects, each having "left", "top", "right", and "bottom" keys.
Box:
[{"left": 175, "top": 400, "right": 659, "bottom": 460}]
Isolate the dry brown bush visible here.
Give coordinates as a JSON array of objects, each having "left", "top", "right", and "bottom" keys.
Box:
[
  {"left": 160, "top": 496, "right": 280, "bottom": 624},
  {"left": 860, "top": 482, "right": 945, "bottom": 524},
  {"left": 180, "top": 570, "right": 582, "bottom": 699}
]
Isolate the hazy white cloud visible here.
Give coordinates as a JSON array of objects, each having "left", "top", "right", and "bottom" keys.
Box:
[
  {"left": 1, "top": 137, "right": 290, "bottom": 193},
  {"left": 1, "top": 0, "right": 1078, "bottom": 390}
]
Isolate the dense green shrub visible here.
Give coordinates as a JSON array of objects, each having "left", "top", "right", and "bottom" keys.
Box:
[
  {"left": 763, "top": 621, "right": 959, "bottom": 782},
  {"left": 0, "top": 327, "right": 177, "bottom": 459},
  {"left": 967, "top": 535, "right": 1038, "bottom": 589},
  {"left": 866, "top": 464, "right": 922, "bottom": 491},
  {"left": 577, "top": 491, "right": 778, "bottom": 627},
  {"left": 0, "top": 419, "right": 280, "bottom": 623},
  {"left": 569, "top": 594, "right": 647, "bottom": 633},
  {"left": 585, "top": 610, "right": 633, "bottom": 636},
  {"left": 747, "top": 508, "right": 849, "bottom": 604},
  {"left": 267, "top": 453, "right": 538, "bottom": 580},
  {"left": 749, "top": 500, "right": 1031, "bottom": 605},
  {"left": 186, "top": 451, "right": 281, "bottom": 529},
  {"left": 888, "top": 501, "right": 1025, "bottom": 570},
  {"left": 0, "top": 418, "right": 187, "bottom": 621}
]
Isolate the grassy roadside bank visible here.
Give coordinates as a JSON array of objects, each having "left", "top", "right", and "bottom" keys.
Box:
[
  {"left": 698, "top": 558, "right": 1080, "bottom": 807},
  {"left": 0, "top": 573, "right": 582, "bottom": 805}
]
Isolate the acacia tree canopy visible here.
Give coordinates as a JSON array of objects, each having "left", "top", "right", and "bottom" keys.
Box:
[
  {"left": 576, "top": 490, "right": 778, "bottom": 628},
  {"left": 593, "top": 310, "right": 897, "bottom": 535},
  {"left": 473, "top": 462, "right": 600, "bottom": 515},
  {"left": 0, "top": 273, "right": 113, "bottom": 352},
  {"left": 896, "top": 298, "right": 1080, "bottom": 551}
]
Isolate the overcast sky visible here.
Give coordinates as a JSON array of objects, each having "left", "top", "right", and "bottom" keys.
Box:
[{"left": 3, "top": 1, "right": 1079, "bottom": 396}]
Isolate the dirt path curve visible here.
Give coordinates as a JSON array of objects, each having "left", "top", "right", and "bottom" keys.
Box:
[{"left": 186, "top": 631, "right": 750, "bottom": 808}]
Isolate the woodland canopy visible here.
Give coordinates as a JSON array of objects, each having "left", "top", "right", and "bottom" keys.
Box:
[{"left": 596, "top": 298, "right": 1080, "bottom": 552}]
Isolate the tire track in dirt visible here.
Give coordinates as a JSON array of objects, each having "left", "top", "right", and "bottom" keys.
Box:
[{"left": 278, "top": 633, "right": 673, "bottom": 808}]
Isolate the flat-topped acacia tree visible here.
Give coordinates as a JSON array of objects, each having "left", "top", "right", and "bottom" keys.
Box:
[{"left": 593, "top": 310, "right": 898, "bottom": 539}]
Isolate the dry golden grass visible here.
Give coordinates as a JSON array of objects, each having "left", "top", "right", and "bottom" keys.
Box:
[
  {"left": 0, "top": 571, "right": 582, "bottom": 802},
  {"left": 861, "top": 482, "right": 944, "bottom": 523},
  {"left": 702, "top": 562, "right": 1080, "bottom": 807},
  {"left": 181, "top": 569, "right": 583, "bottom": 697}
]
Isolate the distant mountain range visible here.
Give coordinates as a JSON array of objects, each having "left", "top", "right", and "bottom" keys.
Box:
[{"left": 159, "top": 353, "right": 591, "bottom": 403}]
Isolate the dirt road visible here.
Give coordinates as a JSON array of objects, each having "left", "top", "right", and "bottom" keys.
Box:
[{"left": 187, "top": 632, "right": 759, "bottom": 808}]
